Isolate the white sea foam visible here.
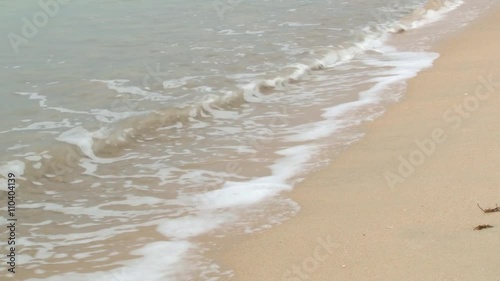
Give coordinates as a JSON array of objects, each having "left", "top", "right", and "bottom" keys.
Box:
[
  {"left": 0, "top": 160, "right": 25, "bottom": 178},
  {"left": 25, "top": 241, "right": 191, "bottom": 281},
  {"left": 17, "top": 92, "right": 48, "bottom": 107},
  {"left": 162, "top": 76, "right": 201, "bottom": 89},
  {"left": 278, "top": 22, "right": 321, "bottom": 27},
  {"left": 56, "top": 126, "right": 140, "bottom": 165},
  {"left": 92, "top": 79, "right": 159, "bottom": 97},
  {"left": 408, "top": 0, "right": 464, "bottom": 29}
]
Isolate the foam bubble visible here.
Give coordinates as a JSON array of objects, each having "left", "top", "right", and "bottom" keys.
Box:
[{"left": 0, "top": 160, "right": 25, "bottom": 177}]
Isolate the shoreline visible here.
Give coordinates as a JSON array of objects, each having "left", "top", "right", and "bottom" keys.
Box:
[{"left": 215, "top": 3, "right": 500, "bottom": 281}]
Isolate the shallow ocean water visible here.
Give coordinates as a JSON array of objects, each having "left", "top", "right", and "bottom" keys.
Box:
[{"left": 0, "top": 0, "right": 493, "bottom": 280}]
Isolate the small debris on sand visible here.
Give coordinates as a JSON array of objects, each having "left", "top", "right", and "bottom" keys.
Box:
[
  {"left": 394, "top": 28, "right": 406, "bottom": 34},
  {"left": 473, "top": 224, "right": 494, "bottom": 231},
  {"left": 477, "top": 203, "right": 500, "bottom": 213}
]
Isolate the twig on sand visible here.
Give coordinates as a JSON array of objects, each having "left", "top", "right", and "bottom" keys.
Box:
[
  {"left": 473, "top": 224, "right": 494, "bottom": 231},
  {"left": 477, "top": 203, "right": 500, "bottom": 213}
]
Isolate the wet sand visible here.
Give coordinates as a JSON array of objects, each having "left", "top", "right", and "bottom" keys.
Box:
[{"left": 217, "top": 4, "right": 500, "bottom": 281}]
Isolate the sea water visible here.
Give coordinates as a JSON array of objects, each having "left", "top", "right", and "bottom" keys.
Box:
[{"left": 0, "top": 0, "right": 493, "bottom": 280}]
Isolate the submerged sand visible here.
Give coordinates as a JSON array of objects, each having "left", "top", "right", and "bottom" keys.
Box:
[{"left": 217, "top": 4, "right": 500, "bottom": 281}]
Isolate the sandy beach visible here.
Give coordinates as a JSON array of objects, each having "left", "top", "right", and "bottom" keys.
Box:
[{"left": 217, "top": 4, "right": 500, "bottom": 281}]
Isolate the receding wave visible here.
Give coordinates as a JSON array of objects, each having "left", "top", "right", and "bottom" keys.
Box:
[{"left": 4, "top": 0, "right": 465, "bottom": 183}]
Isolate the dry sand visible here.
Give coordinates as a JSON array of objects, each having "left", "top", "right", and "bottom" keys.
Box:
[{"left": 217, "top": 5, "right": 500, "bottom": 281}]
